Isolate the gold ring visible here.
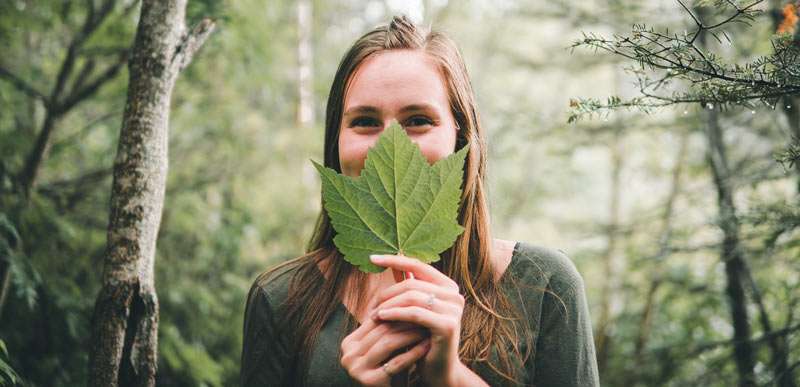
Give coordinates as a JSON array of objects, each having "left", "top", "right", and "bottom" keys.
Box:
[{"left": 382, "top": 362, "right": 392, "bottom": 376}]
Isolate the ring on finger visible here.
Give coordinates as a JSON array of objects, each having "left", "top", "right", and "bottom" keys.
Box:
[
  {"left": 382, "top": 362, "right": 392, "bottom": 376},
  {"left": 425, "top": 293, "right": 436, "bottom": 310}
]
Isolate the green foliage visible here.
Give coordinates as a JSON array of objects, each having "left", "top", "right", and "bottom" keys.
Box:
[
  {"left": 0, "top": 214, "right": 40, "bottom": 310},
  {"left": 566, "top": 1, "right": 800, "bottom": 385},
  {"left": 159, "top": 326, "right": 224, "bottom": 387},
  {"left": 1, "top": 1, "right": 797, "bottom": 386},
  {"left": 314, "top": 122, "right": 467, "bottom": 272},
  {"left": 569, "top": 2, "right": 799, "bottom": 118},
  {"left": 776, "top": 138, "right": 800, "bottom": 170},
  {"left": 0, "top": 339, "right": 20, "bottom": 386}
]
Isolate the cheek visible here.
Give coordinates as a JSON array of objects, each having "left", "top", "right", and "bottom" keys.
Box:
[
  {"left": 338, "top": 132, "right": 375, "bottom": 177},
  {"left": 415, "top": 129, "right": 457, "bottom": 164}
]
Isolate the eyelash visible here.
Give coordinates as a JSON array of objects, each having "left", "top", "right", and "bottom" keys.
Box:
[
  {"left": 349, "top": 116, "right": 435, "bottom": 128},
  {"left": 350, "top": 117, "right": 381, "bottom": 127},
  {"left": 405, "top": 116, "right": 434, "bottom": 127}
]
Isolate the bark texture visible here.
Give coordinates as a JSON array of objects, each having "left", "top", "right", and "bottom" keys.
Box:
[{"left": 88, "top": 1, "right": 213, "bottom": 386}]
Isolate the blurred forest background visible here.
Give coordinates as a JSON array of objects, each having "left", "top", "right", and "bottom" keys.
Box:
[{"left": 0, "top": 0, "right": 798, "bottom": 386}]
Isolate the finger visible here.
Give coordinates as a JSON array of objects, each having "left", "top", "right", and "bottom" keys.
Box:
[
  {"left": 342, "top": 314, "right": 381, "bottom": 346},
  {"left": 357, "top": 321, "right": 418, "bottom": 354},
  {"left": 370, "top": 255, "right": 456, "bottom": 289},
  {"left": 346, "top": 303, "right": 419, "bottom": 348},
  {"left": 365, "top": 338, "right": 431, "bottom": 383},
  {"left": 385, "top": 338, "right": 431, "bottom": 373},
  {"left": 377, "top": 306, "right": 459, "bottom": 338},
  {"left": 373, "top": 289, "right": 461, "bottom": 316},
  {"left": 362, "top": 328, "right": 428, "bottom": 366},
  {"left": 366, "top": 279, "right": 462, "bottom": 313}
]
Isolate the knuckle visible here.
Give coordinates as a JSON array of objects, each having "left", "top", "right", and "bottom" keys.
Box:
[
  {"left": 341, "top": 362, "right": 354, "bottom": 376},
  {"left": 447, "top": 280, "right": 459, "bottom": 292},
  {"left": 443, "top": 317, "right": 458, "bottom": 332},
  {"left": 402, "top": 279, "right": 415, "bottom": 290},
  {"left": 340, "top": 351, "right": 355, "bottom": 367},
  {"left": 362, "top": 375, "right": 379, "bottom": 386}
]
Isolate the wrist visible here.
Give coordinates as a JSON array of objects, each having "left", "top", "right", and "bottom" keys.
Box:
[{"left": 444, "top": 361, "right": 487, "bottom": 387}]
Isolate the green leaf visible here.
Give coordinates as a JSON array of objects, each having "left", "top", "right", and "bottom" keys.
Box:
[
  {"left": 0, "top": 339, "right": 19, "bottom": 386},
  {"left": 312, "top": 121, "right": 468, "bottom": 272}
]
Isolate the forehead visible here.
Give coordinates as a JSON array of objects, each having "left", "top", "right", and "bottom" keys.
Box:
[{"left": 344, "top": 49, "right": 449, "bottom": 110}]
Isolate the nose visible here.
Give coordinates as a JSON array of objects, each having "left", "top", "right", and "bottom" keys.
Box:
[{"left": 383, "top": 118, "right": 401, "bottom": 130}]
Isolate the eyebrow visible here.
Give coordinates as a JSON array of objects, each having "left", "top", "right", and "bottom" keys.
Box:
[{"left": 342, "top": 103, "right": 438, "bottom": 117}]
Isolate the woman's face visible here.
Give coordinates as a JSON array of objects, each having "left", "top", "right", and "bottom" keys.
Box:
[{"left": 338, "top": 49, "right": 458, "bottom": 177}]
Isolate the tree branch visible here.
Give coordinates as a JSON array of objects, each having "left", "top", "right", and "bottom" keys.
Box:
[
  {"left": 59, "top": 51, "right": 128, "bottom": 114},
  {"left": 568, "top": 0, "right": 797, "bottom": 122},
  {"left": 171, "top": 17, "right": 216, "bottom": 72},
  {"left": 51, "top": 0, "right": 117, "bottom": 101},
  {"left": 0, "top": 66, "right": 48, "bottom": 104}
]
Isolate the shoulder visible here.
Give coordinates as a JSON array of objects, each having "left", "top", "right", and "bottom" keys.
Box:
[
  {"left": 246, "top": 257, "right": 306, "bottom": 311},
  {"left": 512, "top": 243, "right": 600, "bottom": 386},
  {"left": 510, "top": 241, "right": 586, "bottom": 298}
]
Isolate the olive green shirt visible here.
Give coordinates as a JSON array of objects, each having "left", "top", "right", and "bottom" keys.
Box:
[{"left": 241, "top": 242, "right": 600, "bottom": 386}]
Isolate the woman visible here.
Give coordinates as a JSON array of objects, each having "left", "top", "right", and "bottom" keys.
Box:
[{"left": 241, "top": 15, "right": 599, "bottom": 387}]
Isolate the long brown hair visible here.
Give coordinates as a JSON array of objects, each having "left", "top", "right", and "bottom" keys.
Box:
[{"left": 262, "top": 15, "right": 531, "bottom": 385}]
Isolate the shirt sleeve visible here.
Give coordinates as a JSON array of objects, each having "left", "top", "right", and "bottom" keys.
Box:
[
  {"left": 531, "top": 251, "right": 600, "bottom": 387},
  {"left": 240, "top": 281, "right": 292, "bottom": 386}
]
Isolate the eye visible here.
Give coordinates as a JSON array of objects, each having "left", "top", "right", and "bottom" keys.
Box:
[
  {"left": 350, "top": 116, "right": 381, "bottom": 128},
  {"left": 404, "top": 116, "right": 434, "bottom": 128}
]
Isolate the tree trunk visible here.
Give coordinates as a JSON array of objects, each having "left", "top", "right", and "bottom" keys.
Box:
[
  {"left": 690, "top": 7, "right": 756, "bottom": 383},
  {"left": 744, "top": 260, "right": 797, "bottom": 387},
  {"left": 595, "top": 128, "right": 623, "bottom": 375},
  {"left": 704, "top": 107, "right": 756, "bottom": 387},
  {"left": 296, "top": 0, "right": 314, "bottom": 128},
  {"left": 88, "top": 1, "right": 213, "bottom": 386},
  {"left": 632, "top": 129, "right": 688, "bottom": 369},
  {"left": 18, "top": 112, "right": 58, "bottom": 199}
]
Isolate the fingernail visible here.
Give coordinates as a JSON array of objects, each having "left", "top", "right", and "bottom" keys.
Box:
[{"left": 370, "top": 255, "right": 385, "bottom": 262}]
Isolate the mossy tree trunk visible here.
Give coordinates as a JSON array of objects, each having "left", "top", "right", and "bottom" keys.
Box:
[{"left": 88, "top": 1, "right": 213, "bottom": 385}]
